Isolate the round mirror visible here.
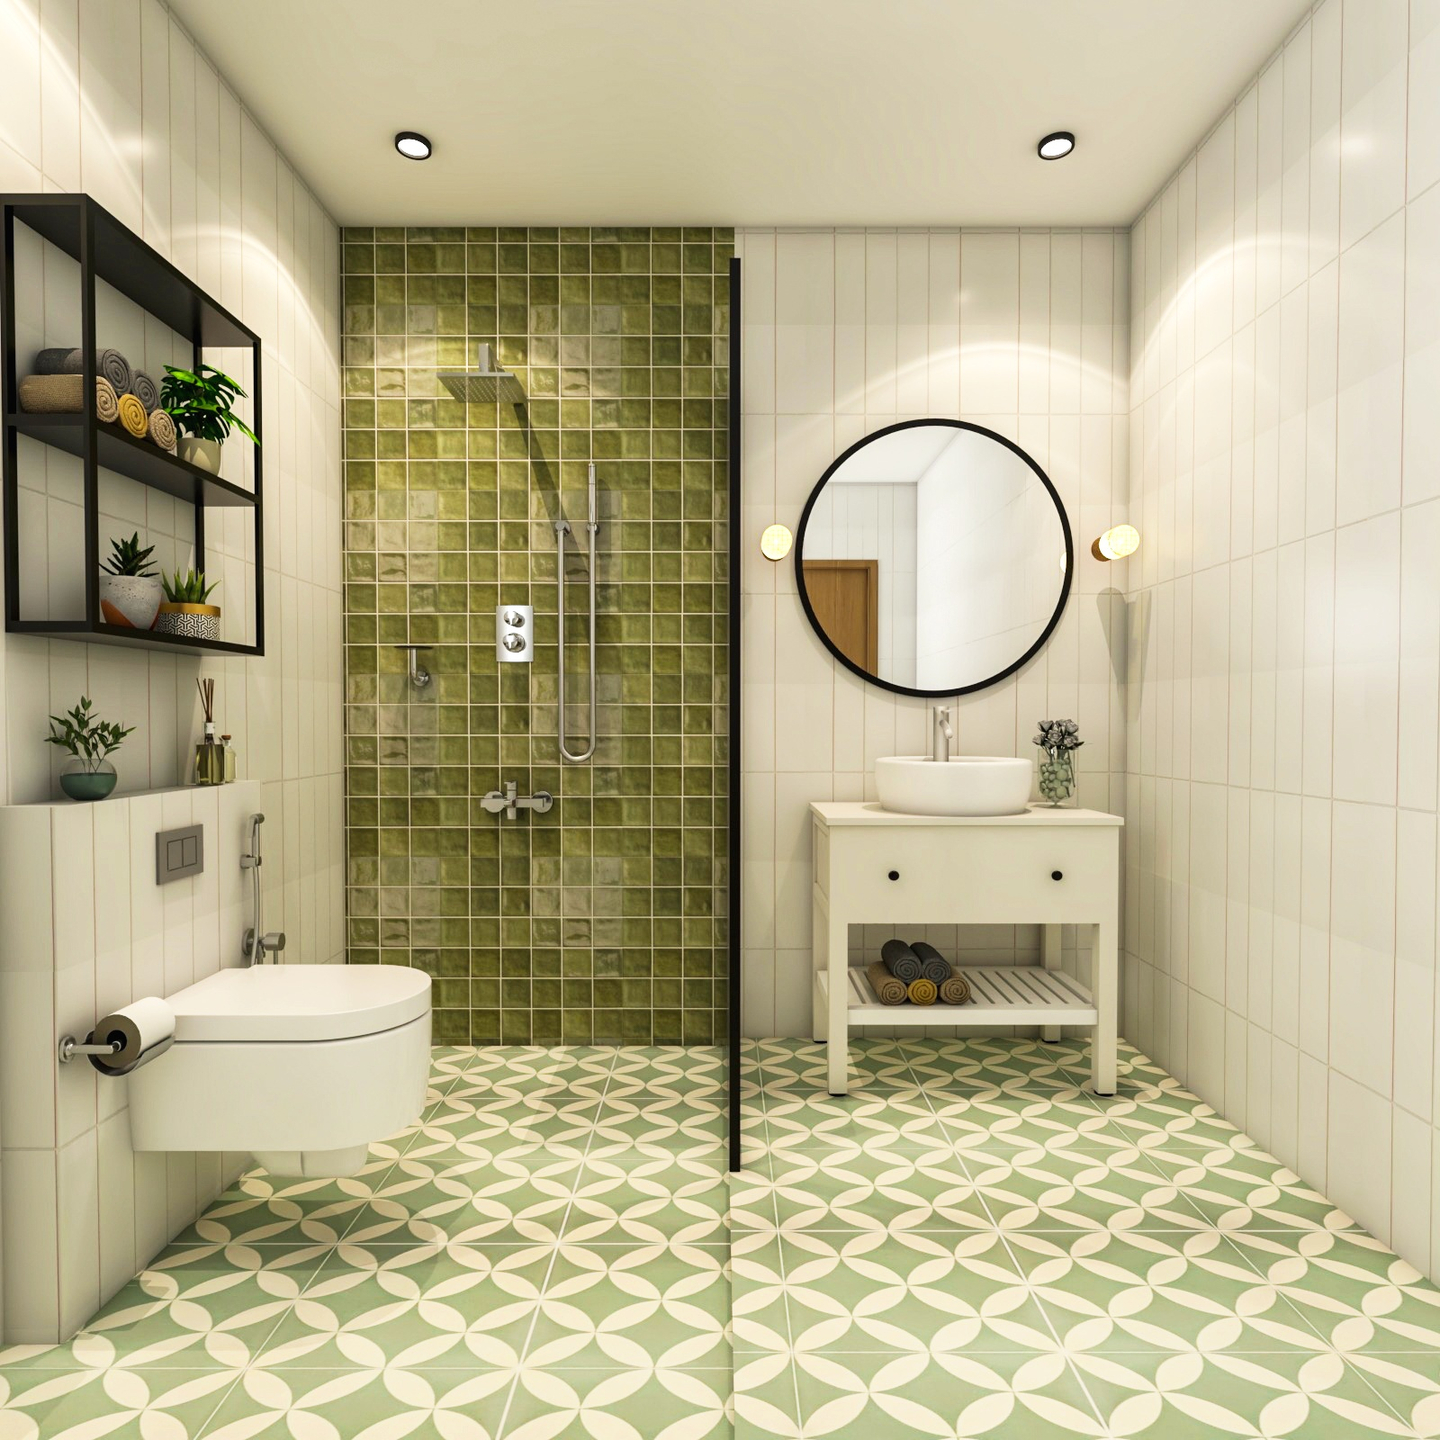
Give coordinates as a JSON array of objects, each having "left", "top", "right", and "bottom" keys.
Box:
[{"left": 795, "top": 419, "right": 1072, "bottom": 698}]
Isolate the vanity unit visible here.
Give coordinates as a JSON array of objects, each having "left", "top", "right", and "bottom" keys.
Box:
[{"left": 811, "top": 802, "right": 1122, "bottom": 1097}]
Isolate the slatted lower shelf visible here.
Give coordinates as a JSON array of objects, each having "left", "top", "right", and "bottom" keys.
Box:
[{"left": 818, "top": 965, "right": 1098, "bottom": 1026}]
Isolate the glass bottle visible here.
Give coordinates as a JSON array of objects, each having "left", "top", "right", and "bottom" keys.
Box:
[
  {"left": 194, "top": 721, "right": 223, "bottom": 786},
  {"left": 220, "top": 734, "right": 236, "bottom": 783}
]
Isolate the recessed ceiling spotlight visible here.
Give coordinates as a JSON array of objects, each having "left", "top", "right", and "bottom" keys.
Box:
[
  {"left": 1037, "top": 131, "right": 1075, "bottom": 161},
  {"left": 395, "top": 131, "right": 432, "bottom": 161}
]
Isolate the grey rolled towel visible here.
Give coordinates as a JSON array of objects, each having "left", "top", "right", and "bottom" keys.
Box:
[
  {"left": 34, "top": 347, "right": 83, "bottom": 374},
  {"left": 35, "top": 346, "right": 133, "bottom": 397},
  {"left": 131, "top": 369, "right": 161, "bottom": 412},
  {"left": 880, "top": 938, "right": 921, "bottom": 984},
  {"left": 911, "top": 940, "right": 952, "bottom": 985}
]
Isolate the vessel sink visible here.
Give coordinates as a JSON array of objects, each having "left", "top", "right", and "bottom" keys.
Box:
[{"left": 875, "top": 755, "right": 1033, "bottom": 816}]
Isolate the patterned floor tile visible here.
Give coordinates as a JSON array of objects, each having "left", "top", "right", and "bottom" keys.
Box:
[
  {"left": 0, "top": 1366, "right": 242, "bottom": 1439},
  {"left": 779, "top": 1228, "right": 1054, "bottom": 1354},
  {"left": 202, "top": 1365, "right": 513, "bottom": 1439},
  {"left": 789, "top": 1348, "right": 1106, "bottom": 1438},
  {"left": 8, "top": 1038, "right": 1440, "bottom": 1440},
  {"left": 253, "top": 1242, "right": 554, "bottom": 1369},
  {"left": 1077, "top": 1346, "right": 1419, "bottom": 1438},
  {"left": 522, "top": 1242, "right": 730, "bottom": 1369},
  {"left": 965, "top": 1149, "right": 1212, "bottom": 1234},
  {"left": 502, "top": 1366, "right": 731, "bottom": 1440},
  {"left": 1002, "top": 1227, "right": 1326, "bottom": 1353}
]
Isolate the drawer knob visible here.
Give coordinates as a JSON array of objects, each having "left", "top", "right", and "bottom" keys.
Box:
[
  {"left": 1051, "top": 870, "right": 1063, "bottom": 881},
  {"left": 888, "top": 870, "right": 899, "bottom": 881}
]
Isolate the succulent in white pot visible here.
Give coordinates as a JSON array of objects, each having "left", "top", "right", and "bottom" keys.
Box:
[{"left": 98, "top": 532, "right": 162, "bottom": 629}]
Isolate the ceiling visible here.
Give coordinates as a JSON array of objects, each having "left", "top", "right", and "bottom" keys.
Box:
[{"left": 172, "top": 0, "right": 1307, "bottom": 228}]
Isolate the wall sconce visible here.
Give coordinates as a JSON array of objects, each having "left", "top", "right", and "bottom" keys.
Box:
[
  {"left": 760, "top": 524, "right": 793, "bottom": 561},
  {"left": 1091, "top": 525, "right": 1140, "bottom": 562}
]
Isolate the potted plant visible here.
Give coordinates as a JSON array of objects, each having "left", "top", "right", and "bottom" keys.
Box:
[
  {"left": 46, "top": 697, "right": 133, "bottom": 801},
  {"left": 98, "top": 531, "right": 162, "bottom": 630},
  {"left": 159, "top": 363, "right": 259, "bottom": 474},
  {"left": 155, "top": 568, "right": 221, "bottom": 640}
]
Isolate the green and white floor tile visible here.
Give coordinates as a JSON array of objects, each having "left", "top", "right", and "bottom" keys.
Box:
[{"left": 7, "top": 1038, "right": 1440, "bottom": 1437}]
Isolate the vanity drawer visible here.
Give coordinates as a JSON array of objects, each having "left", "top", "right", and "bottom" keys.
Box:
[{"left": 827, "top": 824, "right": 1117, "bottom": 924}]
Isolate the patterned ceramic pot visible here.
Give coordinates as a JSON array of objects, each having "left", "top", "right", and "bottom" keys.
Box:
[
  {"left": 178, "top": 436, "right": 222, "bottom": 473},
  {"left": 98, "top": 573, "right": 162, "bottom": 629},
  {"left": 155, "top": 602, "right": 220, "bottom": 641}
]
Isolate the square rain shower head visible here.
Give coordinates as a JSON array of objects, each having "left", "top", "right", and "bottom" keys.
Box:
[{"left": 438, "top": 342, "right": 526, "bottom": 404}]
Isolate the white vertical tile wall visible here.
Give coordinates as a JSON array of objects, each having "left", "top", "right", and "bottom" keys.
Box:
[
  {"left": 0, "top": 781, "right": 259, "bottom": 1343},
  {"left": 0, "top": 0, "right": 343, "bottom": 1340},
  {"left": 1126, "top": 0, "right": 1440, "bottom": 1273},
  {"left": 738, "top": 227, "right": 1131, "bottom": 1039}
]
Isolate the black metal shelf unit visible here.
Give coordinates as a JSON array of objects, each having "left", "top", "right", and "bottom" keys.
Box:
[{"left": 0, "top": 192, "right": 264, "bottom": 656}]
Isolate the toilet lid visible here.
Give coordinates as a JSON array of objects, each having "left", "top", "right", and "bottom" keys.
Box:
[{"left": 166, "top": 964, "right": 431, "bottom": 1043}]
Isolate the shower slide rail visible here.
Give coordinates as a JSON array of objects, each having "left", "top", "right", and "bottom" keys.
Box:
[{"left": 555, "top": 462, "right": 599, "bottom": 763}]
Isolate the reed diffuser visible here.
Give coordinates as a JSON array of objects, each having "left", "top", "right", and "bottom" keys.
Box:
[{"left": 194, "top": 677, "right": 223, "bottom": 786}]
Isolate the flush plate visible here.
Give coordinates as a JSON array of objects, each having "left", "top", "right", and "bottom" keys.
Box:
[{"left": 156, "top": 823, "right": 204, "bottom": 884}]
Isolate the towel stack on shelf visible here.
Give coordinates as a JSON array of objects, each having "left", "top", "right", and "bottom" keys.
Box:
[
  {"left": 17, "top": 349, "right": 178, "bottom": 455},
  {"left": 868, "top": 939, "right": 972, "bottom": 1006}
]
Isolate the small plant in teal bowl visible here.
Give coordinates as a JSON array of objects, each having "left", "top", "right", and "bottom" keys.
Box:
[{"left": 47, "top": 696, "right": 134, "bottom": 801}]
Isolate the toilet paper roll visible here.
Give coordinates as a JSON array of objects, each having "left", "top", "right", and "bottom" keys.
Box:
[{"left": 87, "top": 996, "right": 175, "bottom": 1076}]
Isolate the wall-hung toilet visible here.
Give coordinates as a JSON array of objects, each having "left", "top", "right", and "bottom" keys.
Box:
[{"left": 129, "top": 964, "right": 432, "bottom": 1178}]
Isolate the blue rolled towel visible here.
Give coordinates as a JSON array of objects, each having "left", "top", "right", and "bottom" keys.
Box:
[
  {"left": 880, "top": 939, "right": 921, "bottom": 984},
  {"left": 911, "top": 941, "right": 952, "bottom": 985}
]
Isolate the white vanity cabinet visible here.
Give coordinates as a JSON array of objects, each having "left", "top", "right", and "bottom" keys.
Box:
[{"left": 810, "top": 802, "right": 1123, "bottom": 1096}]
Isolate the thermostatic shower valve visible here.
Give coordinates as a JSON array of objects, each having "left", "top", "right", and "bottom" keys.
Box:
[{"left": 496, "top": 604, "right": 533, "bottom": 663}]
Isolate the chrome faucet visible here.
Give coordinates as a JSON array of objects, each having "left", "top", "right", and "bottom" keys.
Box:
[
  {"left": 241, "top": 813, "right": 287, "bottom": 963},
  {"left": 932, "top": 705, "right": 954, "bottom": 763},
  {"left": 481, "top": 780, "right": 555, "bottom": 821}
]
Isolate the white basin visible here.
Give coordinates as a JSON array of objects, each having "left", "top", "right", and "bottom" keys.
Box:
[{"left": 875, "top": 755, "right": 1033, "bottom": 816}]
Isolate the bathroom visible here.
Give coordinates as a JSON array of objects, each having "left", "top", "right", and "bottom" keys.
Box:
[{"left": 0, "top": 0, "right": 1435, "bottom": 1435}]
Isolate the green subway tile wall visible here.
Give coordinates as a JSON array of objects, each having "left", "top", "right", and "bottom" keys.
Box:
[{"left": 341, "top": 226, "right": 732, "bottom": 1046}]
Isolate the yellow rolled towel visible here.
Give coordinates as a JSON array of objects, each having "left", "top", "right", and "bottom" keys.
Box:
[
  {"left": 865, "top": 961, "right": 907, "bottom": 1006},
  {"left": 939, "top": 973, "right": 972, "bottom": 1005},
  {"left": 147, "top": 408, "right": 177, "bottom": 452},
  {"left": 95, "top": 376, "right": 119, "bottom": 424},
  {"left": 906, "top": 977, "right": 937, "bottom": 1006},
  {"left": 117, "top": 392, "right": 148, "bottom": 439},
  {"left": 18, "top": 373, "right": 83, "bottom": 413}
]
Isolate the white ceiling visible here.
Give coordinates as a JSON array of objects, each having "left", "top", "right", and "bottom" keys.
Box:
[{"left": 172, "top": 0, "right": 1307, "bottom": 228}]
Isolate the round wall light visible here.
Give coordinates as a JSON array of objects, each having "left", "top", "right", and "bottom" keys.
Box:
[
  {"left": 1038, "top": 131, "right": 1075, "bottom": 161},
  {"left": 395, "top": 131, "right": 432, "bottom": 161},
  {"left": 1092, "top": 524, "right": 1140, "bottom": 561},
  {"left": 760, "top": 524, "right": 793, "bottom": 561}
]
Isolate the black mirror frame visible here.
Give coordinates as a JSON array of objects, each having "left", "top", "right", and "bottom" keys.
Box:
[{"left": 793, "top": 418, "right": 1075, "bottom": 700}]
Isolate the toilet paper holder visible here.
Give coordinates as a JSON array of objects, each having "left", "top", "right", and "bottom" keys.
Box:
[{"left": 58, "top": 1035, "right": 120, "bottom": 1064}]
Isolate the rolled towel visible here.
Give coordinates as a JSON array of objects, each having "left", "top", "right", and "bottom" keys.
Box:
[
  {"left": 911, "top": 940, "right": 952, "bottom": 985},
  {"left": 116, "top": 391, "right": 149, "bottom": 439},
  {"left": 99, "top": 349, "right": 133, "bottom": 395},
  {"left": 33, "top": 347, "right": 83, "bottom": 374},
  {"left": 147, "top": 408, "right": 177, "bottom": 452},
  {"left": 906, "top": 977, "right": 937, "bottom": 1006},
  {"left": 865, "top": 961, "right": 907, "bottom": 1006},
  {"left": 35, "top": 347, "right": 133, "bottom": 395},
  {"left": 131, "top": 369, "right": 161, "bottom": 413},
  {"left": 939, "top": 973, "right": 972, "bottom": 1005},
  {"left": 880, "top": 938, "right": 921, "bottom": 984},
  {"left": 18, "top": 373, "right": 83, "bottom": 413},
  {"left": 95, "top": 376, "right": 119, "bottom": 424}
]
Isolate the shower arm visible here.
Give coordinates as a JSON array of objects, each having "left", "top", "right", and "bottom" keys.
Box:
[{"left": 555, "top": 463, "right": 598, "bottom": 764}]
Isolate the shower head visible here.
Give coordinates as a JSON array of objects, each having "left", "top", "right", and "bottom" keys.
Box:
[{"left": 438, "top": 343, "right": 526, "bottom": 405}]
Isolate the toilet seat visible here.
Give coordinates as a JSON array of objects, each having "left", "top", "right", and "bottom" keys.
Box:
[
  {"left": 166, "top": 963, "right": 431, "bottom": 1042},
  {"left": 128, "top": 964, "right": 432, "bottom": 1176}
]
